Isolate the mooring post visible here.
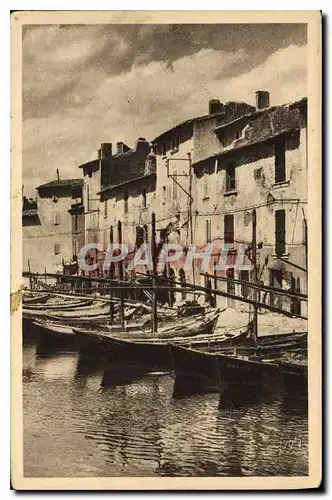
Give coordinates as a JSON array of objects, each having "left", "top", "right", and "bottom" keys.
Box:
[{"left": 28, "top": 260, "right": 32, "bottom": 290}]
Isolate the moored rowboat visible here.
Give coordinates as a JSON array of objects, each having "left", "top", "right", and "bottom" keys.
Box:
[{"left": 73, "top": 309, "right": 223, "bottom": 367}]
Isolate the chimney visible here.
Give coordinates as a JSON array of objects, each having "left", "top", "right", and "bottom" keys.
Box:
[
  {"left": 255, "top": 91, "right": 270, "bottom": 110},
  {"left": 116, "top": 142, "right": 131, "bottom": 155},
  {"left": 56, "top": 169, "right": 60, "bottom": 180},
  {"left": 135, "top": 137, "right": 150, "bottom": 154},
  {"left": 99, "top": 143, "right": 112, "bottom": 159},
  {"left": 209, "top": 99, "right": 223, "bottom": 115},
  {"left": 116, "top": 142, "right": 123, "bottom": 155}
]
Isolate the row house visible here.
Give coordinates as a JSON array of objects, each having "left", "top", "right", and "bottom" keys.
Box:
[
  {"left": 22, "top": 175, "right": 83, "bottom": 274},
  {"left": 78, "top": 138, "right": 155, "bottom": 274},
  {"left": 192, "top": 93, "right": 307, "bottom": 314},
  {"left": 151, "top": 98, "right": 255, "bottom": 287},
  {"left": 99, "top": 138, "right": 156, "bottom": 276},
  {"left": 23, "top": 89, "right": 307, "bottom": 317}
]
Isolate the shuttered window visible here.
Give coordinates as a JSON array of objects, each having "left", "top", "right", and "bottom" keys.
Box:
[
  {"left": 226, "top": 268, "right": 235, "bottom": 295},
  {"left": 172, "top": 172, "right": 178, "bottom": 199},
  {"left": 53, "top": 211, "right": 60, "bottom": 225},
  {"left": 275, "top": 137, "right": 286, "bottom": 183},
  {"left": 143, "top": 224, "right": 148, "bottom": 243},
  {"left": 275, "top": 209, "right": 286, "bottom": 255},
  {"left": 135, "top": 226, "right": 144, "bottom": 249},
  {"left": 240, "top": 270, "right": 250, "bottom": 298},
  {"left": 203, "top": 175, "right": 209, "bottom": 199},
  {"left": 224, "top": 214, "right": 234, "bottom": 244},
  {"left": 205, "top": 219, "right": 211, "bottom": 243},
  {"left": 225, "top": 162, "right": 236, "bottom": 192}
]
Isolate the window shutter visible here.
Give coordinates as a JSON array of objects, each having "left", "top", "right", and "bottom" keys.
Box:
[
  {"left": 226, "top": 162, "right": 236, "bottom": 191},
  {"left": 275, "top": 138, "right": 286, "bottom": 183},
  {"left": 275, "top": 209, "right": 286, "bottom": 255},
  {"left": 226, "top": 267, "right": 235, "bottom": 294},
  {"left": 53, "top": 211, "right": 60, "bottom": 225},
  {"left": 224, "top": 214, "right": 234, "bottom": 244},
  {"left": 205, "top": 220, "right": 211, "bottom": 243},
  {"left": 172, "top": 172, "right": 177, "bottom": 199}
]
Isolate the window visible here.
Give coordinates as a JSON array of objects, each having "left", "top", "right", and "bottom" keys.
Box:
[
  {"left": 162, "top": 141, "right": 168, "bottom": 156},
  {"left": 135, "top": 226, "right": 144, "bottom": 249},
  {"left": 225, "top": 162, "right": 236, "bottom": 192},
  {"left": 143, "top": 224, "right": 148, "bottom": 243},
  {"left": 224, "top": 214, "right": 234, "bottom": 244},
  {"left": 205, "top": 219, "right": 211, "bottom": 243},
  {"left": 54, "top": 243, "right": 60, "bottom": 255},
  {"left": 142, "top": 188, "right": 147, "bottom": 208},
  {"left": 53, "top": 211, "right": 60, "bottom": 225},
  {"left": 73, "top": 241, "right": 79, "bottom": 257},
  {"left": 171, "top": 135, "right": 179, "bottom": 151},
  {"left": 172, "top": 171, "right": 177, "bottom": 199},
  {"left": 203, "top": 175, "right": 209, "bottom": 199},
  {"left": 104, "top": 199, "right": 108, "bottom": 218},
  {"left": 162, "top": 185, "right": 167, "bottom": 203},
  {"left": 124, "top": 189, "right": 128, "bottom": 213},
  {"left": 86, "top": 185, "right": 90, "bottom": 211},
  {"left": 275, "top": 209, "right": 286, "bottom": 255},
  {"left": 74, "top": 214, "right": 78, "bottom": 232},
  {"left": 240, "top": 270, "right": 250, "bottom": 298},
  {"left": 275, "top": 137, "right": 286, "bottom": 183},
  {"left": 226, "top": 268, "right": 235, "bottom": 295}
]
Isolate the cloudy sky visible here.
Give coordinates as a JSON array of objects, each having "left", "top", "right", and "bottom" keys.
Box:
[{"left": 22, "top": 23, "right": 307, "bottom": 197}]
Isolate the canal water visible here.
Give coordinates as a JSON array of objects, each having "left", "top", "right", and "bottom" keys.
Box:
[{"left": 23, "top": 333, "right": 308, "bottom": 478}]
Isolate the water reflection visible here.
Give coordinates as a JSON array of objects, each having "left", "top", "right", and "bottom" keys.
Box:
[{"left": 23, "top": 336, "right": 308, "bottom": 477}]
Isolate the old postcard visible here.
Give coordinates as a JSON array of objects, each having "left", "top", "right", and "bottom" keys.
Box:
[{"left": 11, "top": 10, "right": 322, "bottom": 490}]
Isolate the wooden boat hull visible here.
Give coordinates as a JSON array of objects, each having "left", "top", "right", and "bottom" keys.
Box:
[
  {"left": 23, "top": 292, "right": 49, "bottom": 305},
  {"left": 76, "top": 331, "right": 173, "bottom": 368},
  {"left": 278, "top": 360, "right": 308, "bottom": 391},
  {"left": 23, "top": 300, "right": 110, "bottom": 320},
  {"left": 171, "top": 345, "right": 220, "bottom": 393},
  {"left": 74, "top": 310, "right": 222, "bottom": 368},
  {"left": 23, "top": 297, "right": 95, "bottom": 311},
  {"left": 32, "top": 320, "right": 74, "bottom": 336},
  {"left": 217, "top": 354, "right": 278, "bottom": 386}
]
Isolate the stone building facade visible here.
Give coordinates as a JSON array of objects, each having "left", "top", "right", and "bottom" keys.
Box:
[
  {"left": 23, "top": 91, "right": 307, "bottom": 316},
  {"left": 192, "top": 95, "right": 307, "bottom": 314},
  {"left": 22, "top": 178, "right": 83, "bottom": 274}
]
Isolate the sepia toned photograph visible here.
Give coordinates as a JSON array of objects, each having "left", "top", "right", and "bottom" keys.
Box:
[{"left": 11, "top": 11, "right": 321, "bottom": 490}]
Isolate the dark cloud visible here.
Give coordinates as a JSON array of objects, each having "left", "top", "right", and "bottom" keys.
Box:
[
  {"left": 22, "top": 23, "right": 307, "bottom": 197},
  {"left": 23, "top": 23, "right": 307, "bottom": 120}
]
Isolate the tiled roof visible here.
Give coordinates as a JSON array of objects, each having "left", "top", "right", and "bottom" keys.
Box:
[
  {"left": 151, "top": 102, "right": 255, "bottom": 143},
  {"left": 193, "top": 98, "right": 307, "bottom": 168},
  {"left": 99, "top": 172, "right": 156, "bottom": 194},
  {"left": 37, "top": 179, "right": 83, "bottom": 190}
]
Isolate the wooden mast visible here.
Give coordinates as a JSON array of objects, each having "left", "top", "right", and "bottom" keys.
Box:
[
  {"left": 109, "top": 225, "right": 114, "bottom": 322},
  {"left": 117, "top": 220, "right": 125, "bottom": 328},
  {"left": 151, "top": 212, "right": 158, "bottom": 333},
  {"left": 251, "top": 209, "right": 258, "bottom": 346}
]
